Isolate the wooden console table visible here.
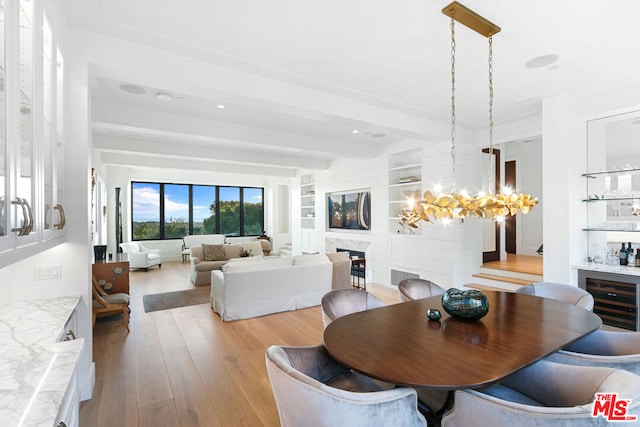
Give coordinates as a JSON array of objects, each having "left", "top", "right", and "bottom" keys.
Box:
[{"left": 92, "top": 253, "right": 130, "bottom": 295}]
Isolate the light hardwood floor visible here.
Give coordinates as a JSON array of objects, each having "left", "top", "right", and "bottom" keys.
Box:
[{"left": 80, "top": 261, "right": 399, "bottom": 426}]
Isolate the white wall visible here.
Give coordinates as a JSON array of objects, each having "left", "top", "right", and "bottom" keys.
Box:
[{"left": 502, "top": 139, "right": 543, "bottom": 256}]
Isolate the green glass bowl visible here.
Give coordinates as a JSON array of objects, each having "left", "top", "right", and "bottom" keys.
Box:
[{"left": 441, "top": 288, "right": 489, "bottom": 320}]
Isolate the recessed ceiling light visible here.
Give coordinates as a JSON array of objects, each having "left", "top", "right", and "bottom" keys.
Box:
[
  {"left": 217, "top": 104, "right": 226, "bottom": 109},
  {"left": 352, "top": 129, "right": 359, "bottom": 134},
  {"left": 155, "top": 92, "right": 173, "bottom": 102},
  {"left": 525, "top": 54, "right": 559, "bottom": 69},
  {"left": 119, "top": 84, "right": 146, "bottom": 95}
]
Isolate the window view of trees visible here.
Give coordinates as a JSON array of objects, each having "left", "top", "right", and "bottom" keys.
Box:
[
  {"left": 131, "top": 183, "right": 160, "bottom": 240},
  {"left": 193, "top": 185, "right": 216, "bottom": 234},
  {"left": 164, "top": 184, "right": 189, "bottom": 238},
  {"left": 220, "top": 187, "right": 240, "bottom": 236},
  {"left": 243, "top": 187, "right": 264, "bottom": 235},
  {"left": 131, "top": 182, "right": 263, "bottom": 240}
]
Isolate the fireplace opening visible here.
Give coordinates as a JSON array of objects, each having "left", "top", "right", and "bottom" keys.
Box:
[{"left": 336, "top": 247, "right": 365, "bottom": 279}]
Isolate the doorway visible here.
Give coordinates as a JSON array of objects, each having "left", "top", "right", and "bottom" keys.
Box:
[
  {"left": 505, "top": 160, "right": 516, "bottom": 254},
  {"left": 482, "top": 148, "right": 500, "bottom": 263}
]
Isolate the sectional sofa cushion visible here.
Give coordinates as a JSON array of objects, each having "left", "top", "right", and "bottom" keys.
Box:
[
  {"left": 292, "top": 253, "right": 331, "bottom": 265},
  {"left": 222, "top": 257, "right": 293, "bottom": 273}
]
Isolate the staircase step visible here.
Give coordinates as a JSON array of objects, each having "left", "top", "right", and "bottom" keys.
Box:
[
  {"left": 472, "top": 273, "right": 534, "bottom": 286},
  {"left": 464, "top": 283, "right": 518, "bottom": 293},
  {"left": 478, "top": 267, "right": 542, "bottom": 282}
]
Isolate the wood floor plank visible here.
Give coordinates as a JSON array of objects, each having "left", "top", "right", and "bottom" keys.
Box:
[
  {"left": 138, "top": 398, "right": 180, "bottom": 427},
  {"left": 134, "top": 312, "right": 174, "bottom": 407},
  {"left": 172, "top": 308, "right": 266, "bottom": 426},
  {"left": 163, "top": 346, "right": 224, "bottom": 426}
]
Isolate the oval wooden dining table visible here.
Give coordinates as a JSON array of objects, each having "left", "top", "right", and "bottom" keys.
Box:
[{"left": 323, "top": 291, "right": 602, "bottom": 420}]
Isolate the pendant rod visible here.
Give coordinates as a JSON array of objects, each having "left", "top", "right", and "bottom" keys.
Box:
[{"left": 442, "top": 1, "right": 500, "bottom": 38}]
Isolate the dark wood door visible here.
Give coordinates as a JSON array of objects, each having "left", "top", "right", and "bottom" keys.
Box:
[
  {"left": 482, "top": 148, "right": 500, "bottom": 263},
  {"left": 505, "top": 160, "right": 516, "bottom": 254}
]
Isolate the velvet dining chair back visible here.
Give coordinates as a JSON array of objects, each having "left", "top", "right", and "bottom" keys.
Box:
[
  {"left": 398, "top": 278, "right": 445, "bottom": 302},
  {"left": 321, "top": 288, "right": 386, "bottom": 327},
  {"left": 265, "top": 344, "right": 427, "bottom": 427},
  {"left": 441, "top": 360, "right": 640, "bottom": 426},
  {"left": 516, "top": 282, "right": 594, "bottom": 311},
  {"left": 547, "top": 329, "right": 640, "bottom": 375}
]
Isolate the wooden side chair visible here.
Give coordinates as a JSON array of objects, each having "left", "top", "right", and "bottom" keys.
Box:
[{"left": 92, "top": 275, "right": 130, "bottom": 332}]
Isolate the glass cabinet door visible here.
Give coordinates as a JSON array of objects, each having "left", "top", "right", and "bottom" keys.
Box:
[
  {"left": 14, "top": 0, "right": 35, "bottom": 242},
  {"left": 0, "top": 0, "right": 6, "bottom": 242},
  {"left": 42, "top": 12, "right": 52, "bottom": 234},
  {"left": 54, "top": 45, "right": 64, "bottom": 233}
]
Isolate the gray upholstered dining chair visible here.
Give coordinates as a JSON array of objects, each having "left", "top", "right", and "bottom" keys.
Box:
[
  {"left": 398, "top": 278, "right": 445, "bottom": 302},
  {"left": 515, "top": 282, "right": 594, "bottom": 311},
  {"left": 265, "top": 344, "right": 427, "bottom": 427},
  {"left": 441, "top": 360, "right": 640, "bottom": 426},
  {"left": 547, "top": 329, "right": 640, "bottom": 375},
  {"left": 321, "top": 288, "right": 386, "bottom": 327}
]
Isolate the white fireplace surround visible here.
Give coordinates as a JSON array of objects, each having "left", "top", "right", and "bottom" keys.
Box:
[{"left": 326, "top": 238, "right": 372, "bottom": 283}]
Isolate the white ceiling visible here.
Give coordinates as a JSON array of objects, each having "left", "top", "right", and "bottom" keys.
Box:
[{"left": 59, "top": 0, "right": 640, "bottom": 176}]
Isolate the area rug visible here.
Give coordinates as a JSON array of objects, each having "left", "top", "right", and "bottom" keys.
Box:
[{"left": 143, "top": 286, "right": 210, "bottom": 313}]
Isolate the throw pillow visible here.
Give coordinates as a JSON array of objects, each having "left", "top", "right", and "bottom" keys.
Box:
[{"left": 202, "top": 244, "right": 227, "bottom": 261}]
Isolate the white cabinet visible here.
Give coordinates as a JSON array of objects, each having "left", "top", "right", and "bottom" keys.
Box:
[
  {"left": 0, "top": 0, "right": 65, "bottom": 262},
  {"left": 388, "top": 148, "right": 422, "bottom": 234},
  {"left": 300, "top": 173, "right": 315, "bottom": 229}
]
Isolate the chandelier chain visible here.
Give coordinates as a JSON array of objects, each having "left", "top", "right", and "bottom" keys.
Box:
[
  {"left": 450, "top": 15, "right": 456, "bottom": 192},
  {"left": 487, "top": 36, "right": 495, "bottom": 195}
]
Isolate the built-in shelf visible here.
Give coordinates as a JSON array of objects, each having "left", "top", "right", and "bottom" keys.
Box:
[
  {"left": 583, "top": 197, "right": 640, "bottom": 202},
  {"left": 583, "top": 167, "right": 640, "bottom": 178},
  {"left": 388, "top": 148, "right": 422, "bottom": 235},
  {"left": 301, "top": 174, "right": 315, "bottom": 229},
  {"left": 583, "top": 228, "right": 640, "bottom": 232}
]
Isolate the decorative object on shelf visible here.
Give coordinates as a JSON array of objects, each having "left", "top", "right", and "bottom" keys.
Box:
[
  {"left": 427, "top": 308, "right": 442, "bottom": 321},
  {"left": 401, "top": 1, "right": 537, "bottom": 228},
  {"left": 441, "top": 288, "right": 489, "bottom": 320}
]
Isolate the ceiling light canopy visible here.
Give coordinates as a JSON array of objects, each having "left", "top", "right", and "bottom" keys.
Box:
[
  {"left": 119, "top": 83, "right": 146, "bottom": 95},
  {"left": 401, "top": 1, "right": 538, "bottom": 228},
  {"left": 155, "top": 92, "right": 173, "bottom": 102},
  {"left": 525, "top": 54, "right": 560, "bottom": 69}
]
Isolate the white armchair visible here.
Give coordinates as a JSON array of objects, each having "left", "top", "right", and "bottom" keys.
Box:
[{"left": 119, "top": 242, "right": 162, "bottom": 270}]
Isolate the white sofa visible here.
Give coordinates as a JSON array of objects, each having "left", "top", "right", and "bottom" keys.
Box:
[
  {"left": 181, "top": 234, "right": 226, "bottom": 262},
  {"left": 211, "top": 253, "right": 333, "bottom": 321},
  {"left": 119, "top": 242, "right": 162, "bottom": 270}
]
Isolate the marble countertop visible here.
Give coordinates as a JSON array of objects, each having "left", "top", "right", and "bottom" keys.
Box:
[
  {"left": 0, "top": 297, "right": 83, "bottom": 426},
  {"left": 573, "top": 262, "right": 640, "bottom": 277}
]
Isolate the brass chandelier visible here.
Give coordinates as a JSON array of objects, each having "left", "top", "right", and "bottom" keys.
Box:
[{"left": 402, "top": 1, "right": 538, "bottom": 228}]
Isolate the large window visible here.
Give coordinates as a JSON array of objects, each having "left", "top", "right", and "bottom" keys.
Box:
[{"left": 131, "top": 182, "right": 264, "bottom": 240}]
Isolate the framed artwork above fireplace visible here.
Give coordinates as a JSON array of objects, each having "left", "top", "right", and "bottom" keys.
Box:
[{"left": 327, "top": 189, "right": 371, "bottom": 231}]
